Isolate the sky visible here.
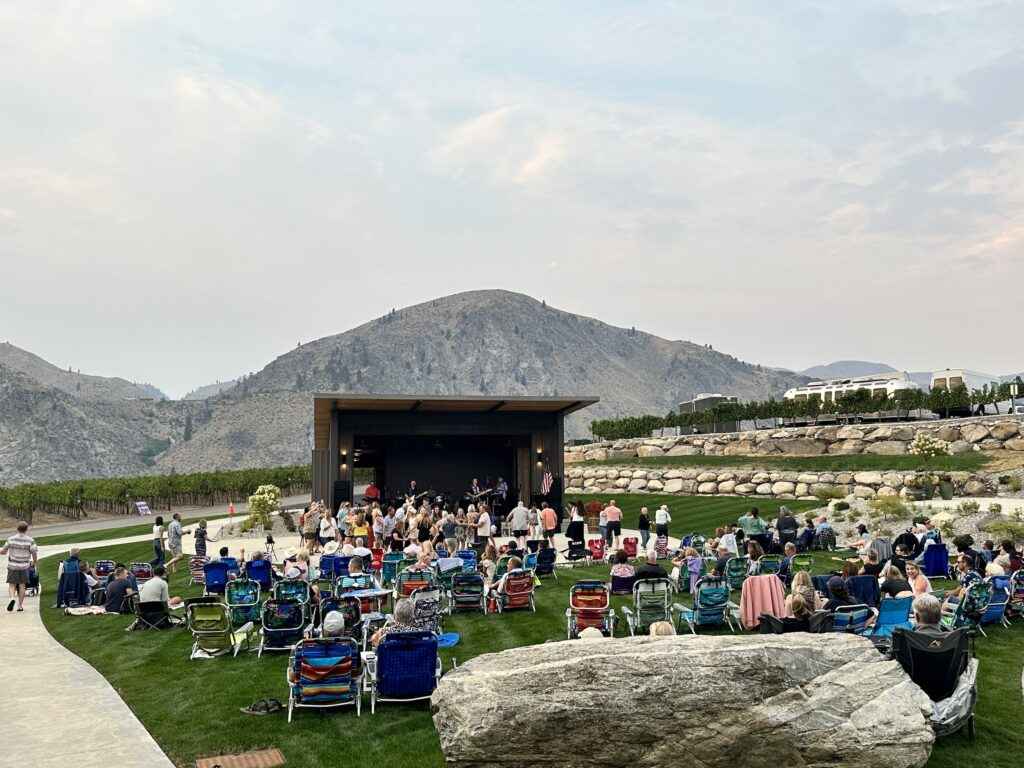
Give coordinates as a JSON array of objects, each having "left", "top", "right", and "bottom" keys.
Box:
[{"left": 1, "top": 1, "right": 1022, "bottom": 398}]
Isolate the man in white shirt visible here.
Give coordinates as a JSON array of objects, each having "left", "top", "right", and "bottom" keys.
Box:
[
  {"left": 507, "top": 502, "right": 530, "bottom": 549},
  {"left": 654, "top": 505, "right": 672, "bottom": 537},
  {"left": 138, "top": 565, "right": 175, "bottom": 605},
  {"left": 352, "top": 537, "right": 372, "bottom": 560},
  {"left": 476, "top": 507, "right": 492, "bottom": 546},
  {"left": 719, "top": 527, "right": 738, "bottom": 556}
]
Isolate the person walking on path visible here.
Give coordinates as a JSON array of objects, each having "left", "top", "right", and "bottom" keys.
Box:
[
  {"left": 540, "top": 503, "right": 559, "bottom": 548},
  {"left": 1, "top": 521, "right": 38, "bottom": 612},
  {"left": 604, "top": 500, "right": 623, "bottom": 550},
  {"left": 151, "top": 516, "right": 166, "bottom": 568},
  {"left": 164, "top": 513, "right": 189, "bottom": 575},
  {"left": 654, "top": 505, "right": 672, "bottom": 538},
  {"left": 193, "top": 519, "right": 216, "bottom": 558}
]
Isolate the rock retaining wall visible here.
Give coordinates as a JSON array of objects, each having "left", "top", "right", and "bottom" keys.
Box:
[
  {"left": 566, "top": 415, "right": 1024, "bottom": 463},
  {"left": 565, "top": 465, "right": 994, "bottom": 499}
]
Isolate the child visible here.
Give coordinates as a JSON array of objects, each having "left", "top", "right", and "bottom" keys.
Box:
[{"left": 685, "top": 547, "right": 702, "bottom": 595}]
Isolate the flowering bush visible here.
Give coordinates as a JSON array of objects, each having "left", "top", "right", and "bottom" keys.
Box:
[
  {"left": 908, "top": 433, "right": 950, "bottom": 458},
  {"left": 247, "top": 484, "right": 282, "bottom": 529}
]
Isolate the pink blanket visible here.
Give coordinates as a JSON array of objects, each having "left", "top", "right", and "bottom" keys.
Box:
[{"left": 739, "top": 574, "right": 789, "bottom": 630}]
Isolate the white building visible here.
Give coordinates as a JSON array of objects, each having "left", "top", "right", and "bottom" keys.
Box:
[{"left": 783, "top": 372, "right": 920, "bottom": 403}]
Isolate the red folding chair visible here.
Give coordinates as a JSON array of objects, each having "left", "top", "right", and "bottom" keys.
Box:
[
  {"left": 587, "top": 538, "right": 606, "bottom": 563},
  {"left": 622, "top": 537, "right": 638, "bottom": 558}
]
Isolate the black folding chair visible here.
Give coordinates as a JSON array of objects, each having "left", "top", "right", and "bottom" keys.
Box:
[
  {"left": 128, "top": 596, "right": 182, "bottom": 631},
  {"left": 890, "top": 628, "right": 975, "bottom": 739}
]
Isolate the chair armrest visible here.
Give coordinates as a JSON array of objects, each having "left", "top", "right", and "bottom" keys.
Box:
[
  {"left": 671, "top": 602, "right": 685, "bottom": 614},
  {"left": 620, "top": 606, "right": 634, "bottom": 617}
]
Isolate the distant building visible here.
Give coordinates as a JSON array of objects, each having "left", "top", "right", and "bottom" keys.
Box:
[
  {"left": 784, "top": 372, "right": 919, "bottom": 403},
  {"left": 678, "top": 393, "right": 739, "bottom": 434},
  {"left": 930, "top": 369, "right": 997, "bottom": 393}
]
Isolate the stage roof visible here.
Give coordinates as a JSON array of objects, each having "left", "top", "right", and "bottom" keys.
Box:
[{"left": 313, "top": 393, "right": 599, "bottom": 449}]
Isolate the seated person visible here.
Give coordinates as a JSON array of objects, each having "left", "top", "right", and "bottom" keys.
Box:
[
  {"left": 781, "top": 592, "right": 813, "bottom": 632},
  {"left": 210, "top": 546, "right": 230, "bottom": 563},
  {"left": 879, "top": 565, "right": 913, "bottom": 599},
  {"left": 840, "top": 558, "right": 862, "bottom": 579},
  {"left": 778, "top": 542, "right": 798, "bottom": 582},
  {"left": 887, "top": 546, "right": 909, "bottom": 577},
  {"left": 289, "top": 611, "right": 347, "bottom": 684},
  {"left": 648, "top": 621, "right": 676, "bottom": 637},
  {"left": 786, "top": 570, "right": 819, "bottom": 612},
  {"left": 103, "top": 566, "right": 135, "bottom": 613},
  {"left": 403, "top": 540, "right": 422, "bottom": 560},
  {"left": 712, "top": 545, "right": 731, "bottom": 578},
  {"left": 609, "top": 549, "right": 635, "bottom": 579},
  {"left": 634, "top": 551, "right": 669, "bottom": 581},
  {"left": 670, "top": 547, "right": 701, "bottom": 593},
  {"left": 822, "top": 577, "right": 857, "bottom": 612},
  {"left": 911, "top": 593, "right": 948, "bottom": 636},
  {"left": 352, "top": 537, "right": 372, "bottom": 560},
  {"left": 745, "top": 541, "right": 764, "bottom": 576},
  {"left": 492, "top": 556, "right": 524, "bottom": 596},
  {"left": 943, "top": 554, "right": 978, "bottom": 604},
  {"left": 138, "top": 565, "right": 182, "bottom": 608},
  {"left": 370, "top": 598, "right": 419, "bottom": 647},
  {"left": 985, "top": 561, "right": 1005, "bottom": 579},
  {"left": 904, "top": 561, "right": 931, "bottom": 597},
  {"left": 338, "top": 556, "right": 372, "bottom": 590},
  {"left": 797, "top": 520, "right": 816, "bottom": 551},
  {"left": 405, "top": 552, "right": 434, "bottom": 573},
  {"left": 861, "top": 549, "right": 884, "bottom": 577}
]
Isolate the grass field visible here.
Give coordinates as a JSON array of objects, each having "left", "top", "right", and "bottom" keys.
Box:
[
  {"left": 23, "top": 512, "right": 225, "bottom": 547},
  {"left": 574, "top": 453, "right": 990, "bottom": 472},
  {"left": 38, "top": 526, "right": 1022, "bottom": 766}
]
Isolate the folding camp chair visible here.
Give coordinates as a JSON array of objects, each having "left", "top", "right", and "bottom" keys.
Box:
[
  {"left": 673, "top": 576, "right": 736, "bottom": 634},
  {"left": 496, "top": 570, "right": 536, "bottom": 613},
  {"left": 274, "top": 578, "right": 312, "bottom": 606},
  {"left": 832, "top": 604, "right": 874, "bottom": 634},
  {"left": 493, "top": 555, "right": 514, "bottom": 582},
  {"left": 311, "top": 595, "right": 371, "bottom": 648},
  {"left": 922, "top": 544, "right": 951, "bottom": 579},
  {"left": 434, "top": 558, "right": 464, "bottom": 592},
  {"left": 565, "top": 580, "right": 615, "bottom": 638},
  {"left": 203, "top": 561, "right": 230, "bottom": 595},
  {"left": 564, "top": 540, "right": 588, "bottom": 566},
  {"left": 186, "top": 597, "right": 255, "bottom": 659},
  {"left": 394, "top": 569, "right": 436, "bottom": 599},
  {"left": 369, "top": 548, "right": 385, "bottom": 576},
  {"left": 586, "top": 538, "right": 606, "bottom": 564},
  {"left": 758, "top": 610, "right": 834, "bottom": 634},
  {"left": 979, "top": 576, "right": 1011, "bottom": 631},
  {"left": 287, "top": 637, "right": 362, "bottom": 721},
  {"left": 521, "top": 552, "right": 538, "bottom": 572},
  {"left": 654, "top": 535, "right": 669, "bottom": 560},
  {"left": 790, "top": 553, "right": 813, "bottom": 573},
  {"left": 130, "top": 562, "right": 154, "bottom": 586},
  {"left": 891, "top": 628, "right": 977, "bottom": 739},
  {"left": 942, "top": 582, "right": 991, "bottom": 636},
  {"left": 1009, "top": 569, "right": 1024, "bottom": 620},
  {"left": 689, "top": 534, "right": 707, "bottom": 554},
  {"left": 410, "top": 586, "right": 444, "bottom": 635},
  {"left": 225, "top": 578, "right": 261, "bottom": 629},
  {"left": 187, "top": 556, "right": 208, "bottom": 587},
  {"left": 381, "top": 552, "right": 405, "bottom": 586},
  {"left": 367, "top": 631, "right": 442, "bottom": 714},
  {"left": 535, "top": 547, "right": 558, "bottom": 580},
  {"left": 622, "top": 537, "right": 638, "bottom": 559},
  {"left": 724, "top": 556, "right": 749, "bottom": 592},
  {"left": 621, "top": 578, "right": 672, "bottom": 636},
  {"left": 245, "top": 558, "right": 274, "bottom": 592},
  {"left": 128, "top": 596, "right": 182, "bottom": 631},
  {"left": 449, "top": 573, "right": 486, "bottom": 614},
  {"left": 757, "top": 555, "right": 782, "bottom": 576},
  {"left": 259, "top": 599, "right": 307, "bottom": 656},
  {"left": 56, "top": 558, "right": 89, "bottom": 608},
  {"left": 319, "top": 554, "right": 341, "bottom": 581},
  {"left": 610, "top": 573, "right": 636, "bottom": 596},
  {"left": 94, "top": 560, "right": 116, "bottom": 588},
  {"left": 866, "top": 596, "right": 913, "bottom": 644},
  {"left": 455, "top": 549, "right": 478, "bottom": 574},
  {"left": 847, "top": 575, "right": 881, "bottom": 608}
]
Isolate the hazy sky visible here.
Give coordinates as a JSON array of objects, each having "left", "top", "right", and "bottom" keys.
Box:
[{"left": 2, "top": 2, "right": 1022, "bottom": 398}]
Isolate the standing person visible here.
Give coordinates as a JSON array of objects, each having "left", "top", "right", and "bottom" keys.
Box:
[
  {"left": 654, "top": 505, "right": 672, "bottom": 538},
  {"left": 637, "top": 506, "right": 651, "bottom": 552},
  {"left": 604, "top": 499, "right": 623, "bottom": 550},
  {"left": 319, "top": 510, "right": 338, "bottom": 550},
  {"left": 507, "top": 501, "right": 530, "bottom": 550},
  {"left": 441, "top": 510, "right": 459, "bottom": 554},
  {"left": 151, "top": 516, "right": 166, "bottom": 568},
  {"left": 476, "top": 504, "right": 492, "bottom": 548},
  {"left": 164, "top": 512, "right": 189, "bottom": 575},
  {"left": 540, "top": 503, "right": 558, "bottom": 548},
  {"left": 597, "top": 505, "right": 608, "bottom": 547},
  {"left": 193, "top": 520, "right": 216, "bottom": 559},
  {"left": 302, "top": 504, "right": 320, "bottom": 554},
  {"left": 2, "top": 522, "right": 38, "bottom": 612}
]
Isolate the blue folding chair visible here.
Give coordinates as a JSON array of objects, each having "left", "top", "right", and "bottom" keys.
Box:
[
  {"left": 368, "top": 631, "right": 442, "bottom": 714},
  {"left": 245, "top": 558, "right": 273, "bottom": 592},
  {"left": 287, "top": 637, "right": 362, "bottom": 721},
  {"left": 847, "top": 575, "right": 881, "bottom": 608},
  {"left": 867, "top": 596, "right": 913, "bottom": 640},
  {"left": 980, "top": 576, "right": 1011, "bottom": 632},
  {"left": 673, "top": 576, "right": 736, "bottom": 634},
  {"left": 318, "top": 554, "right": 341, "bottom": 581},
  {"left": 832, "top": 604, "right": 873, "bottom": 633},
  {"left": 922, "top": 544, "right": 951, "bottom": 579},
  {"left": 203, "top": 561, "right": 231, "bottom": 595}
]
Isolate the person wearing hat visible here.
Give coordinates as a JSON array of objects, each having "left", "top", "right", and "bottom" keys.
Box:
[
  {"left": 322, "top": 610, "right": 346, "bottom": 637},
  {"left": 634, "top": 550, "right": 668, "bottom": 580}
]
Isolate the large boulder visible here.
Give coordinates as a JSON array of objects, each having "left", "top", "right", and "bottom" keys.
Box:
[
  {"left": 432, "top": 635, "right": 934, "bottom": 768},
  {"left": 775, "top": 438, "right": 828, "bottom": 455},
  {"left": 666, "top": 444, "right": 702, "bottom": 456},
  {"left": 636, "top": 445, "right": 664, "bottom": 458},
  {"left": 865, "top": 440, "right": 908, "bottom": 456},
  {"left": 961, "top": 423, "right": 990, "bottom": 443},
  {"left": 933, "top": 425, "right": 960, "bottom": 443},
  {"left": 989, "top": 421, "right": 1020, "bottom": 441},
  {"left": 1005, "top": 438, "right": 1024, "bottom": 452},
  {"left": 829, "top": 439, "right": 866, "bottom": 455},
  {"left": 772, "top": 481, "right": 796, "bottom": 495},
  {"left": 836, "top": 425, "right": 866, "bottom": 440},
  {"left": 722, "top": 440, "right": 756, "bottom": 455}
]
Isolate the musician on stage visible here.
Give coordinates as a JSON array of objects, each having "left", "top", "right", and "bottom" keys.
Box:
[
  {"left": 469, "top": 478, "right": 482, "bottom": 497},
  {"left": 492, "top": 476, "right": 508, "bottom": 515},
  {"left": 407, "top": 479, "right": 418, "bottom": 497}
]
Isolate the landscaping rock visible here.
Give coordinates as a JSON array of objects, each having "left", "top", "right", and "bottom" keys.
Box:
[
  {"left": 947, "top": 440, "right": 973, "bottom": 455},
  {"left": 836, "top": 425, "right": 866, "bottom": 440},
  {"left": 1005, "top": 438, "right": 1024, "bottom": 452},
  {"left": 853, "top": 471, "right": 884, "bottom": 486},
  {"left": 646, "top": 479, "right": 664, "bottom": 492},
  {"left": 854, "top": 485, "right": 877, "bottom": 499},
  {"left": 963, "top": 479, "right": 988, "bottom": 496},
  {"left": 756, "top": 483, "right": 773, "bottom": 495},
  {"left": 961, "top": 424, "right": 990, "bottom": 443},
  {"left": 865, "top": 440, "right": 907, "bottom": 456},
  {"left": 636, "top": 445, "right": 664, "bottom": 458},
  {"left": 583, "top": 448, "right": 608, "bottom": 461},
  {"left": 734, "top": 483, "right": 756, "bottom": 495},
  {"left": 830, "top": 439, "right": 866, "bottom": 454},
  {"left": 776, "top": 438, "right": 828, "bottom": 455},
  {"left": 662, "top": 478, "right": 684, "bottom": 494},
  {"left": 697, "top": 482, "right": 718, "bottom": 494},
  {"left": 989, "top": 422, "right": 1020, "bottom": 441},
  {"left": 666, "top": 444, "right": 702, "bottom": 456},
  {"left": 718, "top": 480, "right": 737, "bottom": 494},
  {"left": 697, "top": 471, "right": 719, "bottom": 483},
  {"left": 772, "top": 481, "right": 796, "bottom": 495},
  {"left": 722, "top": 440, "right": 756, "bottom": 455},
  {"left": 432, "top": 634, "right": 934, "bottom": 768},
  {"left": 934, "top": 425, "right": 960, "bottom": 443},
  {"left": 627, "top": 478, "right": 647, "bottom": 490},
  {"left": 607, "top": 448, "right": 637, "bottom": 461}
]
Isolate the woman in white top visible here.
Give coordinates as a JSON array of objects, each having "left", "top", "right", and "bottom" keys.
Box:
[
  {"left": 319, "top": 512, "right": 338, "bottom": 548},
  {"left": 476, "top": 506, "right": 492, "bottom": 546},
  {"left": 654, "top": 506, "right": 672, "bottom": 537},
  {"left": 151, "top": 516, "right": 166, "bottom": 567}
]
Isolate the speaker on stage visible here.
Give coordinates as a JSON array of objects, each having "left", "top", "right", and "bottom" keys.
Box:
[{"left": 333, "top": 480, "right": 352, "bottom": 512}]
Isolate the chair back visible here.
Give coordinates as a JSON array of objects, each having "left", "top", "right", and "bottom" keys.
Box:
[
  {"left": 130, "top": 562, "right": 154, "bottom": 585},
  {"left": 335, "top": 556, "right": 352, "bottom": 578},
  {"left": 381, "top": 552, "right": 405, "bottom": 584},
  {"left": 724, "top": 556, "right": 749, "bottom": 591},
  {"left": 847, "top": 575, "right": 881, "bottom": 607},
  {"left": 891, "top": 628, "right": 969, "bottom": 701},
  {"left": 94, "top": 560, "right": 116, "bottom": 585},
  {"left": 187, "top": 600, "right": 231, "bottom": 634},
  {"left": 522, "top": 552, "right": 538, "bottom": 571},
  {"left": 587, "top": 538, "right": 606, "bottom": 561},
  {"left": 871, "top": 596, "right": 913, "bottom": 638},
  {"left": 188, "top": 556, "right": 208, "bottom": 585},
  {"left": 262, "top": 599, "right": 306, "bottom": 632},
  {"left": 633, "top": 578, "right": 672, "bottom": 631},
  {"left": 494, "top": 555, "right": 514, "bottom": 580},
  {"left": 410, "top": 586, "right": 444, "bottom": 634},
  {"left": 948, "top": 581, "right": 991, "bottom": 629},
  {"left": 395, "top": 569, "right": 435, "bottom": 597},
  {"left": 690, "top": 534, "right": 707, "bottom": 553},
  {"left": 654, "top": 535, "right": 669, "bottom": 559},
  {"left": 203, "top": 561, "right": 230, "bottom": 593},
  {"left": 376, "top": 631, "right": 439, "bottom": 698},
  {"left": 693, "top": 576, "right": 730, "bottom": 626},
  {"left": 569, "top": 580, "right": 610, "bottom": 611},
  {"left": 318, "top": 554, "right": 340, "bottom": 580},
  {"left": 274, "top": 578, "right": 311, "bottom": 605},
  {"left": 450, "top": 573, "right": 486, "bottom": 611},
  {"left": 245, "top": 559, "right": 273, "bottom": 590},
  {"left": 981, "top": 576, "right": 1011, "bottom": 626},
  {"left": 758, "top": 555, "right": 782, "bottom": 575},
  {"left": 832, "top": 604, "right": 872, "bottom": 633},
  {"left": 500, "top": 570, "right": 535, "bottom": 610},
  {"left": 291, "top": 638, "right": 360, "bottom": 705},
  {"left": 622, "top": 537, "right": 638, "bottom": 558},
  {"left": 318, "top": 595, "right": 362, "bottom": 639},
  {"left": 370, "top": 548, "right": 385, "bottom": 572},
  {"left": 922, "top": 543, "right": 950, "bottom": 578},
  {"left": 791, "top": 554, "right": 813, "bottom": 572},
  {"left": 610, "top": 573, "right": 636, "bottom": 595},
  {"left": 535, "top": 548, "right": 557, "bottom": 576}
]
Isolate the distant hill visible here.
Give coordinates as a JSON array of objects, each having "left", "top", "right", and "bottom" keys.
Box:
[
  {"left": 159, "top": 290, "right": 808, "bottom": 471},
  {"left": 800, "top": 361, "right": 897, "bottom": 380},
  {"left": 182, "top": 379, "right": 239, "bottom": 400},
  {"left": 0, "top": 341, "right": 166, "bottom": 401}
]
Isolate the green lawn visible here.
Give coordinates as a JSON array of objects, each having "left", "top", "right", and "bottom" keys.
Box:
[
  {"left": 25, "top": 512, "right": 224, "bottom": 547},
  {"left": 572, "top": 493, "right": 820, "bottom": 534},
  {"left": 38, "top": 536, "right": 1021, "bottom": 766},
  {"left": 575, "top": 453, "right": 990, "bottom": 472}
]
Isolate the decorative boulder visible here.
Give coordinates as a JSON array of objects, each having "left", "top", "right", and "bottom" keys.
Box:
[
  {"left": 948, "top": 440, "right": 973, "bottom": 455},
  {"left": 865, "top": 440, "right": 907, "bottom": 456},
  {"left": 934, "top": 425, "right": 960, "bottom": 443},
  {"left": 989, "top": 421, "right": 1020, "bottom": 441},
  {"left": 836, "top": 425, "right": 866, "bottom": 440},
  {"left": 771, "top": 481, "right": 796, "bottom": 495},
  {"left": 697, "top": 481, "right": 718, "bottom": 494},
  {"left": 662, "top": 478, "right": 685, "bottom": 494},
  {"left": 432, "top": 635, "right": 934, "bottom": 768},
  {"left": 961, "top": 424, "right": 990, "bottom": 443},
  {"left": 636, "top": 445, "right": 664, "bottom": 458},
  {"left": 666, "top": 444, "right": 702, "bottom": 456},
  {"left": 1005, "top": 438, "right": 1024, "bottom": 452}
]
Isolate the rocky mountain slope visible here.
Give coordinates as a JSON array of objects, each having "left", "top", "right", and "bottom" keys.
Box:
[
  {"left": 800, "top": 361, "right": 897, "bottom": 379},
  {"left": 182, "top": 379, "right": 239, "bottom": 400},
  {"left": 157, "top": 290, "right": 807, "bottom": 472},
  {"left": 0, "top": 341, "right": 165, "bottom": 401}
]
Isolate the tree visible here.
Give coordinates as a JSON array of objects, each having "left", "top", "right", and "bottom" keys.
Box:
[{"left": 183, "top": 414, "right": 193, "bottom": 442}]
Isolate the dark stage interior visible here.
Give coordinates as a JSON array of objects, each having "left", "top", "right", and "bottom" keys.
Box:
[{"left": 353, "top": 434, "right": 524, "bottom": 503}]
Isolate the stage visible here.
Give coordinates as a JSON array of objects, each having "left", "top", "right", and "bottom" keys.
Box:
[{"left": 310, "top": 394, "right": 598, "bottom": 512}]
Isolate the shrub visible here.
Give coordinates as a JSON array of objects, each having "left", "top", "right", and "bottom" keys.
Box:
[
  {"left": 833, "top": 501, "right": 850, "bottom": 512},
  {"left": 988, "top": 502, "right": 1002, "bottom": 515},
  {"left": 870, "top": 495, "right": 909, "bottom": 521},
  {"left": 938, "top": 520, "right": 956, "bottom": 540},
  {"left": 814, "top": 487, "right": 845, "bottom": 503},
  {"left": 983, "top": 521, "right": 1024, "bottom": 543},
  {"left": 908, "top": 433, "right": 950, "bottom": 458},
  {"left": 957, "top": 500, "right": 980, "bottom": 515},
  {"left": 1011, "top": 477, "right": 1023, "bottom": 493},
  {"left": 247, "top": 484, "right": 281, "bottom": 530}
]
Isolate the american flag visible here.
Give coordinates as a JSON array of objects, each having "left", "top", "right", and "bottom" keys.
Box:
[{"left": 541, "top": 471, "right": 554, "bottom": 495}]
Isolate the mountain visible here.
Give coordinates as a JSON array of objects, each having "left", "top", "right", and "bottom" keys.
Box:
[
  {"left": 800, "top": 361, "right": 897, "bottom": 380},
  {"left": 0, "top": 341, "right": 166, "bottom": 401},
  {"left": 158, "top": 290, "right": 808, "bottom": 472},
  {"left": 182, "top": 379, "right": 239, "bottom": 400},
  {"left": 0, "top": 362, "right": 193, "bottom": 485}
]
